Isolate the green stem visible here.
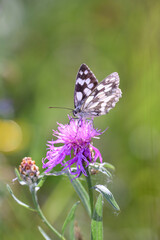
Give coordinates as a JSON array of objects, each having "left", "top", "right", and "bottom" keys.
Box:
[
  {"left": 30, "top": 187, "right": 65, "bottom": 240},
  {"left": 85, "top": 167, "right": 94, "bottom": 218}
]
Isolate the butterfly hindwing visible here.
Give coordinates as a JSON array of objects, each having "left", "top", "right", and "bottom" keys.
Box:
[
  {"left": 74, "top": 64, "right": 98, "bottom": 108},
  {"left": 82, "top": 72, "right": 122, "bottom": 116}
]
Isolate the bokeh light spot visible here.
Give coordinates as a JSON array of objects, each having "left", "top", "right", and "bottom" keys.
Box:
[{"left": 0, "top": 120, "right": 22, "bottom": 152}]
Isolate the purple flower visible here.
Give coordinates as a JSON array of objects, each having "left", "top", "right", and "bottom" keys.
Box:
[{"left": 42, "top": 117, "right": 103, "bottom": 178}]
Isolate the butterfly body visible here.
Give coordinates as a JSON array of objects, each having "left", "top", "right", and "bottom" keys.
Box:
[
  {"left": 73, "top": 64, "right": 122, "bottom": 119},
  {"left": 73, "top": 106, "right": 99, "bottom": 118}
]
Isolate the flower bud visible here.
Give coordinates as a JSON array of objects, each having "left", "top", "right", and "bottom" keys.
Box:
[{"left": 19, "top": 157, "right": 40, "bottom": 185}]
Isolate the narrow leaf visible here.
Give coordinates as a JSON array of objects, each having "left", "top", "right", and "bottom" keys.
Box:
[
  {"left": 99, "top": 166, "right": 112, "bottom": 178},
  {"left": 37, "top": 175, "right": 47, "bottom": 188},
  {"left": 67, "top": 173, "right": 91, "bottom": 217},
  {"left": 62, "top": 201, "right": 79, "bottom": 237},
  {"left": 93, "top": 185, "right": 120, "bottom": 211},
  {"left": 103, "top": 162, "right": 115, "bottom": 171},
  {"left": 7, "top": 184, "right": 36, "bottom": 212},
  {"left": 38, "top": 226, "right": 52, "bottom": 240},
  {"left": 89, "top": 163, "right": 112, "bottom": 178},
  {"left": 14, "top": 168, "right": 22, "bottom": 182},
  {"left": 69, "top": 219, "right": 75, "bottom": 240},
  {"left": 14, "top": 168, "right": 26, "bottom": 185},
  {"left": 91, "top": 194, "right": 103, "bottom": 240},
  {"left": 45, "top": 170, "right": 67, "bottom": 176}
]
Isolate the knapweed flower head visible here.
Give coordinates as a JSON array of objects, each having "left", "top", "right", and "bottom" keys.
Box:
[
  {"left": 42, "top": 117, "right": 103, "bottom": 178},
  {"left": 19, "top": 157, "right": 40, "bottom": 185}
]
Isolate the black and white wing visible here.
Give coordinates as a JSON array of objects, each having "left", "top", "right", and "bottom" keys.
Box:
[
  {"left": 81, "top": 72, "right": 122, "bottom": 117},
  {"left": 74, "top": 64, "right": 98, "bottom": 108}
]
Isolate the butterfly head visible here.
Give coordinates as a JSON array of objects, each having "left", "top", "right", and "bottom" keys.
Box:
[{"left": 73, "top": 106, "right": 81, "bottom": 117}]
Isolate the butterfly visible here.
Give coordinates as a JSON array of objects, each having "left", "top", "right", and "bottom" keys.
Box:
[{"left": 73, "top": 63, "right": 122, "bottom": 118}]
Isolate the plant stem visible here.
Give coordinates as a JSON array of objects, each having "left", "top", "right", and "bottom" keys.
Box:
[
  {"left": 85, "top": 167, "right": 94, "bottom": 218},
  {"left": 30, "top": 187, "right": 65, "bottom": 240}
]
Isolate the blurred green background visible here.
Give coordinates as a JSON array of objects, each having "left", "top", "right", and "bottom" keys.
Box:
[{"left": 0, "top": 0, "right": 160, "bottom": 239}]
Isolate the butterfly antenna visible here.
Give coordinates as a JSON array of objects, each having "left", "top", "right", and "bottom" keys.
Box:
[{"left": 49, "top": 106, "right": 74, "bottom": 111}]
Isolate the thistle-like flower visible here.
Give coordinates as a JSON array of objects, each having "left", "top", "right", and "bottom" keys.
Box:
[
  {"left": 42, "top": 117, "right": 103, "bottom": 178},
  {"left": 19, "top": 157, "right": 40, "bottom": 185}
]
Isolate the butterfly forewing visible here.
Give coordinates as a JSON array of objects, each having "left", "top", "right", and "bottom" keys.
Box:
[{"left": 74, "top": 64, "right": 98, "bottom": 108}]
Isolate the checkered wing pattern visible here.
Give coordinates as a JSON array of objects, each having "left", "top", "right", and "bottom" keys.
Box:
[
  {"left": 74, "top": 64, "right": 98, "bottom": 108},
  {"left": 73, "top": 64, "right": 122, "bottom": 118},
  {"left": 82, "top": 72, "right": 122, "bottom": 116}
]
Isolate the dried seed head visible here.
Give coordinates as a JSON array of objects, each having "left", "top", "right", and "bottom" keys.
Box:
[
  {"left": 90, "top": 168, "right": 99, "bottom": 175},
  {"left": 89, "top": 144, "right": 95, "bottom": 160},
  {"left": 74, "top": 221, "right": 83, "bottom": 240}
]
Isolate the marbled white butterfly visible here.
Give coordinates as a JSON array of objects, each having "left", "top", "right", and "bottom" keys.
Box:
[{"left": 73, "top": 64, "right": 122, "bottom": 118}]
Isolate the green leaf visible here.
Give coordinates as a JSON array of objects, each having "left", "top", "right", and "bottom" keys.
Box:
[
  {"left": 69, "top": 219, "right": 74, "bottom": 240},
  {"left": 45, "top": 169, "right": 68, "bottom": 176},
  {"left": 93, "top": 185, "right": 120, "bottom": 211},
  {"left": 103, "top": 162, "right": 115, "bottom": 171},
  {"left": 37, "top": 175, "right": 47, "bottom": 188},
  {"left": 14, "top": 168, "right": 26, "bottom": 185},
  {"left": 67, "top": 173, "right": 91, "bottom": 217},
  {"left": 38, "top": 226, "right": 52, "bottom": 240},
  {"left": 62, "top": 201, "right": 79, "bottom": 238},
  {"left": 14, "top": 168, "right": 21, "bottom": 180},
  {"left": 7, "top": 184, "right": 36, "bottom": 212},
  {"left": 89, "top": 163, "right": 112, "bottom": 178},
  {"left": 91, "top": 194, "right": 103, "bottom": 240}
]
